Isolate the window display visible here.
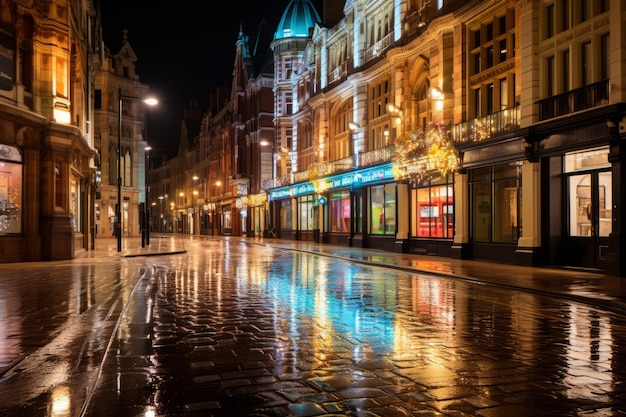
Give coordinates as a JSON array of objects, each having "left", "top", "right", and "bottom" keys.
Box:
[
  {"left": 411, "top": 176, "right": 453, "bottom": 238},
  {"left": 369, "top": 184, "right": 396, "bottom": 235},
  {"left": 0, "top": 145, "right": 22, "bottom": 234},
  {"left": 330, "top": 190, "right": 350, "bottom": 233}
]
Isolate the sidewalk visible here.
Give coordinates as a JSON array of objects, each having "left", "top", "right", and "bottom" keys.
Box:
[{"left": 96, "top": 234, "right": 626, "bottom": 315}]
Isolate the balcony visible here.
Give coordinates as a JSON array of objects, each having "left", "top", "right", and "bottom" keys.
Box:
[
  {"left": 537, "top": 80, "right": 609, "bottom": 121},
  {"left": 359, "top": 144, "right": 395, "bottom": 167},
  {"left": 363, "top": 32, "right": 393, "bottom": 64},
  {"left": 328, "top": 59, "right": 352, "bottom": 85},
  {"left": 453, "top": 105, "right": 520, "bottom": 143}
]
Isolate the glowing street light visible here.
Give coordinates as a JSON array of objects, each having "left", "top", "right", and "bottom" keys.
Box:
[{"left": 117, "top": 89, "right": 157, "bottom": 252}]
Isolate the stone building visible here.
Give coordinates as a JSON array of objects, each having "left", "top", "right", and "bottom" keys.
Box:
[
  {"left": 0, "top": 0, "right": 99, "bottom": 262},
  {"left": 148, "top": 0, "right": 626, "bottom": 276},
  {"left": 92, "top": 33, "right": 153, "bottom": 246}
]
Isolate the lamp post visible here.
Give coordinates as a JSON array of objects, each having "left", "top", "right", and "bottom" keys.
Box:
[
  {"left": 116, "top": 88, "right": 157, "bottom": 252},
  {"left": 142, "top": 146, "right": 152, "bottom": 247}
]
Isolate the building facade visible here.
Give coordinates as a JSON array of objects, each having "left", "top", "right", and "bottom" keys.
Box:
[
  {"left": 92, "top": 34, "right": 153, "bottom": 243},
  {"left": 0, "top": 0, "right": 98, "bottom": 262},
  {"left": 148, "top": 0, "right": 626, "bottom": 277}
]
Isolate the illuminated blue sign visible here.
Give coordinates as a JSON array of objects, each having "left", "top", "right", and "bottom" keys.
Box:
[{"left": 269, "top": 163, "right": 395, "bottom": 200}]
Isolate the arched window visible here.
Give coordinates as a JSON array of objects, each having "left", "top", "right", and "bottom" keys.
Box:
[{"left": 123, "top": 148, "right": 132, "bottom": 187}]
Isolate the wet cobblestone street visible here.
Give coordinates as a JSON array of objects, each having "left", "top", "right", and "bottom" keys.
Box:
[
  {"left": 1, "top": 236, "right": 626, "bottom": 416},
  {"left": 83, "top": 238, "right": 626, "bottom": 416}
]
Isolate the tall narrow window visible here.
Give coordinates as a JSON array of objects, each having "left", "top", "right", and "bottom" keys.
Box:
[
  {"left": 55, "top": 163, "right": 63, "bottom": 208},
  {"left": 547, "top": 56, "right": 554, "bottom": 96},
  {"left": 562, "top": 49, "right": 570, "bottom": 92},
  {"left": 0, "top": 144, "right": 23, "bottom": 234},
  {"left": 600, "top": 34, "right": 609, "bottom": 80},
  {"left": 582, "top": 41, "right": 591, "bottom": 86},
  {"left": 561, "top": 1, "right": 570, "bottom": 31},
  {"left": 124, "top": 149, "right": 131, "bottom": 187},
  {"left": 487, "top": 83, "right": 494, "bottom": 114},
  {"left": 55, "top": 57, "right": 66, "bottom": 97},
  {"left": 474, "top": 87, "right": 481, "bottom": 118},
  {"left": 546, "top": 4, "right": 554, "bottom": 38}
]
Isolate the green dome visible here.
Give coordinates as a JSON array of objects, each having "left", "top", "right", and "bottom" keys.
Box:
[{"left": 274, "top": 0, "right": 322, "bottom": 40}]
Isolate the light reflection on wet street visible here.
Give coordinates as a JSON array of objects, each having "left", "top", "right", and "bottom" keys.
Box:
[{"left": 1, "top": 237, "right": 626, "bottom": 416}]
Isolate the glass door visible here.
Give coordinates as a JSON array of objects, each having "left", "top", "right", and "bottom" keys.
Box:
[{"left": 567, "top": 170, "right": 612, "bottom": 268}]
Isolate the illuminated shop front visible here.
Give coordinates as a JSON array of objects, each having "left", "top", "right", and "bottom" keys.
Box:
[
  {"left": 368, "top": 183, "right": 396, "bottom": 235},
  {"left": 329, "top": 190, "right": 350, "bottom": 234},
  {"left": 0, "top": 144, "right": 22, "bottom": 235},
  {"left": 411, "top": 174, "right": 454, "bottom": 239}
]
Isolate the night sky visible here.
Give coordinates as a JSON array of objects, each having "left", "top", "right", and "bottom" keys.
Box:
[{"left": 100, "top": 0, "right": 323, "bottom": 158}]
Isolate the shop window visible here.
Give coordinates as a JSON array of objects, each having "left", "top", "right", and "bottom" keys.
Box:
[
  {"left": 280, "top": 199, "right": 292, "bottom": 230},
  {"left": 298, "top": 195, "right": 315, "bottom": 231},
  {"left": 330, "top": 190, "right": 350, "bottom": 233},
  {"left": 0, "top": 144, "right": 22, "bottom": 234},
  {"left": 369, "top": 183, "right": 396, "bottom": 235},
  {"left": 470, "top": 164, "right": 520, "bottom": 243},
  {"left": 55, "top": 163, "right": 63, "bottom": 208},
  {"left": 411, "top": 175, "right": 453, "bottom": 238},
  {"left": 70, "top": 176, "right": 80, "bottom": 232}
]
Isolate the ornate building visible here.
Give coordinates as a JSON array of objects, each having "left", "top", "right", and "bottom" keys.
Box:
[
  {"left": 0, "top": 0, "right": 98, "bottom": 261},
  {"left": 148, "top": 0, "right": 626, "bottom": 276},
  {"left": 92, "top": 33, "right": 153, "bottom": 243}
]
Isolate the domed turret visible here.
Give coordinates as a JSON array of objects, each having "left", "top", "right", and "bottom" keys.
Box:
[{"left": 274, "top": 0, "right": 322, "bottom": 40}]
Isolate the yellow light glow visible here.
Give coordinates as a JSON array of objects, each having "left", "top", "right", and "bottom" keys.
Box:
[{"left": 53, "top": 108, "right": 71, "bottom": 124}]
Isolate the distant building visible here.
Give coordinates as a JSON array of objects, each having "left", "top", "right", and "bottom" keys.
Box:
[{"left": 92, "top": 33, "right": 152, "bottom": 242}]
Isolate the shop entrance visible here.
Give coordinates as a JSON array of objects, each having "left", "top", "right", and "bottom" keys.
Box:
[{"left": 563, "top": 148, "right": 612, "bottom": 270}]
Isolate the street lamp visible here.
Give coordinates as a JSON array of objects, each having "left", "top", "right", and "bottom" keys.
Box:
[
  {"left": 142, "top": 146, "right": 152, "bottom": 247},
  {"left": 117, "top": 88, "right": 157, "bottom": 252}
]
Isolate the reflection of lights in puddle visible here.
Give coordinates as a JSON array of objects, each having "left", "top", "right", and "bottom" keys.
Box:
[{"left": 50, "top": 386, "right": 70, "bottom": 416}]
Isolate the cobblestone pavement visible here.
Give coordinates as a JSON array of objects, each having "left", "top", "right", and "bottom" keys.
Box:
[
  {"left": 84, "top": 236, "right": 626, "bottom": 416},
  {"left": 1, "top": 235, "right": 626, "bottom": 417}
]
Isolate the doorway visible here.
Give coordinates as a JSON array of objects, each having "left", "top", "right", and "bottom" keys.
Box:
[{"left": 563, "top": 148, "right": 612, "bottom": 269}]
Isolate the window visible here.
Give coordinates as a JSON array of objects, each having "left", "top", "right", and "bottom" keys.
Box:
[
  {"left": 70, "top": 176, "right": 80, "bottom": 232},
  {"left": 55, "top": 57, "right": 67, "bottom": 98},
  {"left": 600, "top": 34, "right": 609, "bottom": 80},
  {"left": 411, "top": 175, "right": 453, "bottom": 238},
  {"left": 470, "top": 164, "right": 520, "bottom": 243},
  {"left": 546, "top": 4, "right": 554, "bottom": 38},
  {"left": 331, "top": 99, "right": 353, "bottom": 161},
  {"left": 0, "top": 31, "right": 14, "bottom": 91},
  {"left": 369, "top": 183, "right": 396, "bottom": 235},
  {"left": 368, "top": 78, "right": 391, "bottom": 150},
  {"left": 561, "top": 49, "right": 569, "bottom": 93},
  {"left": 581, "top": 41, "right": 591, "bottom": 86},
  {"left": 330, "top": 190, "right": 350, "bottom": 233},
  {"left": 124, "top": 149, "right": 131, "bottom": 187},
  {"left": 0, "top": 144, "right": 23, "bottom": 234},
  {"left": 468, "top": 8, "right": 517, "bottom": 119},
  {"left": 298, "top": 195, "right": 315, "bottom": 231},
  {"left": 109, "top": 145, "right": 117, "bottom": 186},
  {"left": 565, "top": 148, "right": 611, "bottom": 237},
  {"left": 280, "top": 199, "right": 292, "bottom": 230},
  {"left": 94, "top": 89, "right": 102, "bottom": 109}
]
